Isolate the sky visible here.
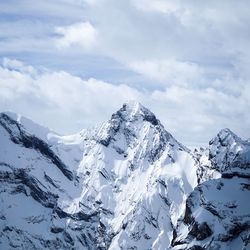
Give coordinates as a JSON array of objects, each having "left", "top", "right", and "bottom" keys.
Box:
[{"left": 0, "top": 0, "right": 250, "bottom": 146}]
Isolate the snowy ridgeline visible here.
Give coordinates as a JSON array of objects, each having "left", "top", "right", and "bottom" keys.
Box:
[{"left": 0, "top": 102, "right": 249, "bottom": 250}]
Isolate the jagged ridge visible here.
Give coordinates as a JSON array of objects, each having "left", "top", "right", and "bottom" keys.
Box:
[{"left": 0, "top": 102, "right": 249, "bottom": 250}]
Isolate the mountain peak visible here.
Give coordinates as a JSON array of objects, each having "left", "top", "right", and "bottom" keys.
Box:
[
  {"left": 113, "top": 101, "right": 159, "bottom": 126},
  {"left": 95, "top": 102, "right": 188, "bottom": 161},
  {"left": 209, "top": 128, "right": 242, "bottom": 147},
  {"left": 96, "top": 102, "right": 160, "bottom": 147},
  {"left": 217, "top": 128, "right": 237, "bottom": 139},
  {"left": 207, "top": 128, "right": 248, "bottom": 173},
  {"left": 122, "top": 101, "right": 143, "bottom": 114}
]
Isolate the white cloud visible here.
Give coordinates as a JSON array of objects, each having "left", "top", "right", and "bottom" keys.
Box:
[
  {"left": 55, "top": 22, "right": 98, "bottom": 50},
  {"left": 129, "top": 59, "right": 203, "bottom": 86},
  {"left": 0, "top": 59, "right": 141, "bottom": 133},
  {"left": 0, "top": 65, "right": 36, "bottom": 100},
  {"left": 1, "top": 1, "right": 250, "bottom": 90},
  {"left": 131, "top": 0, "right": 179, "bottom": 14},
  {"left": 3, "top": 58, "right": 36, "bottom": 75},
  {"left": 0, "top": 59, "right": 249, "bottom": 146}
]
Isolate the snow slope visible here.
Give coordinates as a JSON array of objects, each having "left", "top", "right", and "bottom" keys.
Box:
[{"left": 0, "top": 102, "right": 249, "bottom": 250}]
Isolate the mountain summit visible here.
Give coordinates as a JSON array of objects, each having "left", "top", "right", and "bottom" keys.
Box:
[
  {"left": 96, "top": 101, "right": 160, "bottom": 145},
  {"left": 208, "top": 128, "right": 249, "bottom": 173},
  {"left": 112, "top": 101, "right": 159, "bottom": 125},
  {"left": 0, "top": 104, "right": 249, "bottom": 250},
  {"left": 96, "top": 102, "right": 186, "bottom": 165}
]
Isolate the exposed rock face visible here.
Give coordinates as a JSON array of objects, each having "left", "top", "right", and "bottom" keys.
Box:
[
  {"left": 96, "top": 102, "right": 186, "bottom": 163},
  {"left": 208, "top": 128, "right": 249, "bottom": 172},
  {"left": 195, "top": 128, "right": 250, "bottom": 184},
  {"left": 172, "top": 176, "right": 250, "bottom": 250},
  {"left": 0, "top": 113, "right": 108, "bottom": 249},
  {"left": 0, "top": 103, "right": 249, "bottom": 249},
  {"left": 173, "top": 129, "right": 250, "bottom": 250},
  {"left": 0, "top": 113, "right": 74, "bottom": 181}
]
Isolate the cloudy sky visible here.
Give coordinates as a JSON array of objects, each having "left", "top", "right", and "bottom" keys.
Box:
[{"left": 0, "top": 0, "right": 250, "bottom": 146}]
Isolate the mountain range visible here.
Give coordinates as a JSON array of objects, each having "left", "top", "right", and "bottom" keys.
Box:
[{"left": 0, "top": 102, "right": 249, "bottom": 250}]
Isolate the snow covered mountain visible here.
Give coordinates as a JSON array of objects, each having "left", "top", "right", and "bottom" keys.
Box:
[
  {"left": 173, "top": 129, "right": 250, "bottom": 250},
  {"left": 0, "top": 102, "right": 249, "bottom": 250}
]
